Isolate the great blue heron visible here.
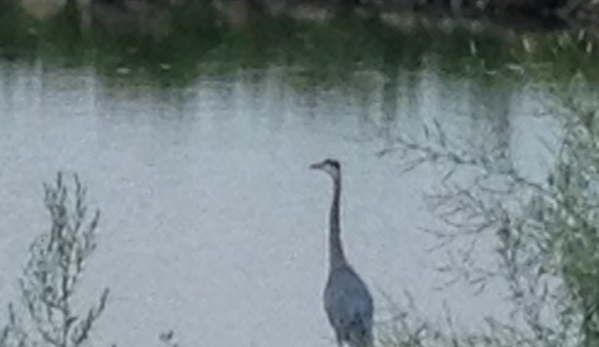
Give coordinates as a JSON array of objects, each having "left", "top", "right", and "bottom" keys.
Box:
[{"left": 310, "top": 158, "right": 374, "bottom": 347}]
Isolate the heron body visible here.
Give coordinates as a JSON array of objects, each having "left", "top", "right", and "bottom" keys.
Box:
[
  {"left": 310, "top": 159, "right": 374, "bottom": 347},
  {"left": 325, "top": 266, "right": 373, "bottom": 347}
]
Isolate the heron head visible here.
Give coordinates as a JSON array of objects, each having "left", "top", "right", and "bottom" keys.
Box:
[{"left": 310, "top": 158, "right": 341, "bottom": 179}]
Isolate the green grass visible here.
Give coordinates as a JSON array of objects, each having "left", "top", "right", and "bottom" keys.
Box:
[{"left": 1, "top": 4, "right": 599, "bottom": 92}]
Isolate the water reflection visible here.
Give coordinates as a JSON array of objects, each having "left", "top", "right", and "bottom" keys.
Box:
[{"left": 0, "top": 58, "right": 557, "bottom": 347}]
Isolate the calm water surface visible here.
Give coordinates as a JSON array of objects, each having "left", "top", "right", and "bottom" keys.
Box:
[{"left": 0, "top": 58, "right": 556, "bottom": 347}]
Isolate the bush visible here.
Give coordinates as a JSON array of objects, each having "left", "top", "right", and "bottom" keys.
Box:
[
  {"left": 1, "top": 173, "right": 108, "bottom": 347},
  {"left": 378, "top": 73, "right": 599, "bottom": 347}
]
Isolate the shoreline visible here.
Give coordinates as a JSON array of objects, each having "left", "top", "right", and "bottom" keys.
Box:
[
  {"left": 11, "top": 0, "right": 599, "bottom": 38},
  {"left": 213, "top": 0, "right": 596, "bottom": 34}
]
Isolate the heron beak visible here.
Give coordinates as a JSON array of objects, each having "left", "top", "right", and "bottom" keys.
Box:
[{"left": 310, "top": 161, "right": 324, "bottom": 170}]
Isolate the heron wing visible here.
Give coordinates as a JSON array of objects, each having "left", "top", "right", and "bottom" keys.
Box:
[{"left": 324, "top": 266, "right": 374, "bottom": 338}]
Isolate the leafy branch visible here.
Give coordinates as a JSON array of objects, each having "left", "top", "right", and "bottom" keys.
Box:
[{"left": 2, "top": 173, "right": 109, "bottom": 347}]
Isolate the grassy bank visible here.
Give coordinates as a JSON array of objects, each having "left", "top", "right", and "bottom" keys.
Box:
[{"left": 0, "top": 2, "right": 598, "bottom": 91}]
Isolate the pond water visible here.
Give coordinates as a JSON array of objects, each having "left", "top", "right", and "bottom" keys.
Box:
[{"left": 0, "top": 55, "right": 557, "bottom": 347}]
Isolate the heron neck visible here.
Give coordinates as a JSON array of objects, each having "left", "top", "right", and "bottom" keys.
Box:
[{"left": 329, "top": 175, "right": 347, "bottom": 270}]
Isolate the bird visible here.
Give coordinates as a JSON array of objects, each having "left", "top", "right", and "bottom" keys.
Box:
[{"left": 310, "top": 158, "right": 374, "bottom": 347}]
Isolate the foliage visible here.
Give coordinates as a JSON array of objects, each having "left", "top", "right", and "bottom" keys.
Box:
[
  {"left": 0, "top": 173, "right": 108, "bottom": 347},
  {"left": 1, "top": 4, "right": 599, "bottom": 91},
  {"left": 378, "top": 67, "right": 599, "bottom": 347}
]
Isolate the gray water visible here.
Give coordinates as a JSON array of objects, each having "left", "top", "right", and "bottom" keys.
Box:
[{"left": 0, "top": 59, "right": 556, "bottom": 347}]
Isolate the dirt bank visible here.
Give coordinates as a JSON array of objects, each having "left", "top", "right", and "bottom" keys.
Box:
[
  {"left": 214, "top": 0, "right": 599, "bottom": 33},
  {"left": 15, "top": 0, "right": 599, "bottom": 38}
]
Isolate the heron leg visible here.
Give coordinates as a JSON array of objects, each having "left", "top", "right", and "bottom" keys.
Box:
[{"left": 364, "top": 329, "right": 374, "bottom": 347}]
